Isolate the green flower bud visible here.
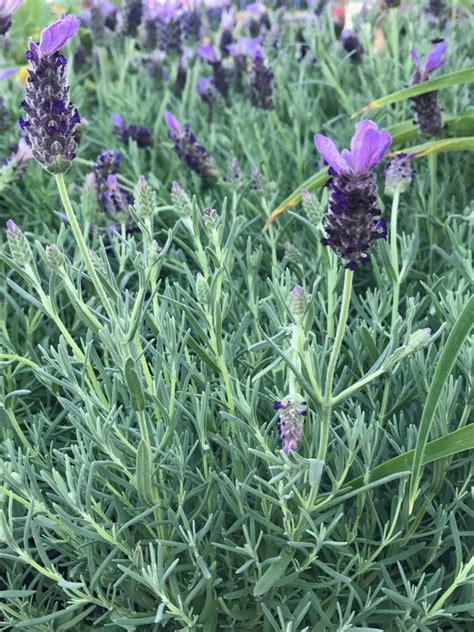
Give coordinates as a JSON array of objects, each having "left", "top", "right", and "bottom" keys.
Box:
[
  {"left": 6, "top": 220, "right": 32, "bottom": 266},
  {"left": 45, "top": 244, "right": 65, "bottom": 270},
  {"left": 195, "top": 273, "right": 209, "bottom": 305},
  {"left": 288, "top": 285, "right": 308, "bottom": 324},
  {"left": 134, "top": 175, "right": 156, "bottom": 219}
]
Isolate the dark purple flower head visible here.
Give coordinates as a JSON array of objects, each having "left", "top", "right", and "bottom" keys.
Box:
[
  {"left": 0, "top": 0, "right": 23, "bottom": 36},
  {"left": 250, "top": 51, "right": 273, "bottom": 110},
  {"left": 341, "top": 28, "right": 363, "bottom": 64},
  {"left": 120, "top": 0, "right": 143, "bottom": 37},
  {"left": 111, "top": 114, "right": 152, "bottom": 148},
  {"left": 20, "top": 15, "right": 81, "bottom": 173},
  {"left": 410, "top": 40, "right": 447, "bottom": 136},
  {"left": 164, "top": 111, "right": 218, "bottom": 182},
  {"left": 314, "top": 121, "right": 391, "bottom": 270},
  {"left": 411, "top": 40, "right": 447, "bottom": 83}
]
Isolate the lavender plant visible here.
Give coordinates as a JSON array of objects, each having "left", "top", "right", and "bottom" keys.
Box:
[{"left": 0, "top": 2, "right": 473, "bottom": 630}]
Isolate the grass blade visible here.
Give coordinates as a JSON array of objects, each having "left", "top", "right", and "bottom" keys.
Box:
[
  {"left": 346, "top": 424, "right": 474, "bottom": 492},
  {"left": 353, "top": 68, "right": 474, "bottom": 117},
  {"left": 408, "top": 296, "right": 474, "bottom": 512}
]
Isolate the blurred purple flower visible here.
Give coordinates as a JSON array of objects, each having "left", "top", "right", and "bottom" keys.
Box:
[
  {"left": 0, "top": 66, "right": 16, "bottom": 80},
  {"left": 410, "top": 40, "right": 448, "bottom": 136},
  {"left": 111, "top": 114, "right": 153, "bottom": 148},
  {"left": 341, "top": 28, "right": 363, "bottom": 64},
  {"left": 0, "top": 0, "right": 23, "bottom": 36},
  {"left": 197, "top": 42, "right": 218, "bottom": 63},
  {"left": 250, "top": 51, "right": 273, "bottom": 110},
  {"left": 314, "top": 121, "right": 391, "bottom": 269}
]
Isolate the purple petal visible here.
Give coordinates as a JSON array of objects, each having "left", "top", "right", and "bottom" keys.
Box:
[
  {"left": 349, "top": 121, "right": 391, "bottom": 173},
  {"left": 197, "top": 76, "right": 212, "bottom": 96},
  {"left": 0, "top": 0, "right": 23, "bottom": 19},
  {"left": 196, "top": 43, "right": 217, "bottom": 63},
  {"left": 111, "top": 113, "right": 124, "bottom": 128},
  {"left": 314, "top": 134, "right": 350, "bottom": 175},
  {"left": 39, "top": 14, "right": 81, "bottom": 55},
  {"left": 164, "top": 111, "right": 181, "bottom": 135},
  {"left": 410, "top": 49, "right": 421, "bottom": 69},
  {"left": 0, "top": 66, "right": 17, "bottom": 80},
  {"left": 424, "top": 40, "right": 448, "bottom": 74}
]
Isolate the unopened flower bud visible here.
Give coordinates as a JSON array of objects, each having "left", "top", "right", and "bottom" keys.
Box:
[
  {"left": 45, "top": 244, "right": 64, "bottom": 269},
  {"left": 284, "top": 241, "right": 302, "bottom": 264},
  {"left": 250, "top": 247, "right": 262, "bottom": 270},
  {"left": 288, "top": 285, "right": 308, "bottom": 324},
  {"left": 151, "top": 240, "right": 163, "bottom": 258},
  {"left": 134, "top": 175, "right": 156, "bottom": 219},
  {"left": 195, "top": 272, "right": 209, "bottom": 304},
  {"left": 171, "top": 181, "right": 192, "bottom": 217},
  {"left": 389, "top": 328, "right": 432, "bottom": 366},
  {"left": 301, "top": 189, "right": 321, "bottom": 226},
  {"left": 385, "top": 154, "right": 414, "bottom": 196},
  {"left": 203, "top": 207, "right": 218, "bottom": 228},
  {"left": 6, "top": 219, "right": 32, "bottom": 265}
]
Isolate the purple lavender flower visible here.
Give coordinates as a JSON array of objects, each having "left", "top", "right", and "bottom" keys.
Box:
[
  {"left": 197, "top": 76, "right": 214, "bottom": 101},
  {"left": 385, "top": 153, "right": 414, "bottom": 196},
  {"left": 427, "top": 0, "right": 445, "bottom": 17},
  {"left": 197, "top": 42, "right": 229, "bottom": 103},
  {"left": 0, "top": 66, "right": 16, "bottom": 80},
  {"left": 314, "top": 121, "right": 391, "bottom": 270},
  {"left": 19, "top": 15, "right": 81, "bottom": 174},
  {"left": 341, "top": 28, "right": 363, "bottom": 63},
  {"left": 164, "top": 110, "right": 218, "bottom": 182},
  {"left": 250, "top": 51, "right": 273, "bottom": 110},
  {"left": 120, "top": 0, "right": 143, "bottom": 37},
  {"left": 148, "top": 0, "right": 183, "bottom": 53},
  {"left": 410, "top": 40, "right": 448, "bottom": 136},
  {"left": 88, "top": 149, "right": 132, "bottom": 214},
  {"left": 274, "top": 397, "right": 307, "bottom": 454},
  {"left": 219, "top": 8, "right": 235, "bottom": 56},
  {"left": 111, "top": 114, "right": 153, "bottom": 148},
  {"left": 102, "top": 174, "right": 130, "bottom": 217},
  {"left": 1, "top": 138, "right": 33, "bottom": 179},
  {"left": 0, "top": 0, "right": 23, "bottom": 37},
  {"left": 183, "top": 4, "right": 201, "bottom": 42},
  {"left": 175, "top": 47, "right": 192, "bottom": 94},
  {"left": 246, "top": 2, "right": 269, "bottom": 38}
]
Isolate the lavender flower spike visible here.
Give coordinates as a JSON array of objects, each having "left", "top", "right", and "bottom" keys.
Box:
[
  {"left": 164, "top": 111, "right": 218, "bottom": 182},
  {"left": 410, "top": 40, "right": 448, "bottom": 136},
  {"left": 315, "top": 121, "right": 391, "bottom": 270},
  {"left": 274, "top": 397, "right": 307, "bottom": 454},
  {"left": 0, "top": 0, "right": 23, "bottom": 37},
  {"left": 20, "top": 15, "right": 81, "bottom": 174}
]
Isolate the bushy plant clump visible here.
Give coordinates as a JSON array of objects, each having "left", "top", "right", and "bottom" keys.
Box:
[{"left": 0, "top": 1, "right": 473, "bottom": 630}]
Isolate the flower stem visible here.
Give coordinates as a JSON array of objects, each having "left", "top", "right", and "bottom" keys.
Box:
[
  {"left": 428, "top": 153, "right": 437, "bottom": 273},
  {"left": 390, "top": 187, "right": 401, "bottom": 327},
  {"left": 55, "top": 173, "right": 116, "bottom": 324},
  {"left": 317, "top": 269, "right": 353, "bottom": 463}
]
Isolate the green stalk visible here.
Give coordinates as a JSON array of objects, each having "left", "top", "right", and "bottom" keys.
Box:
[
  {"left": 55, "top": 173, "right": 117, "bottom": 324},
  {"left": 390, "top": 186, "right": 401, "bottom": 326},
  {"left": 317, "top": 269, "right": 353, "bottom": 464},
  {"left": 428, "top": 152, "right": 437, "bottom": 273}
]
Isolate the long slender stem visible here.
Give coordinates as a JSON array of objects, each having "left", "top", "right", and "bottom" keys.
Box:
[
  {"left": 428, "top": 153, "right": 437, "bottom": 273},
  {"left": 390, "top": 187, "right": 401, "bottom": 326},
  {"left": 55, "top": 173, "right": 116, "bottom": 324},
  {"left": 317, "top": 269, "right": 353, "bottom": 463}
]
